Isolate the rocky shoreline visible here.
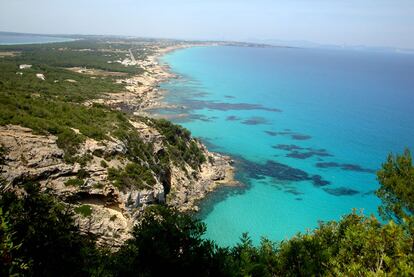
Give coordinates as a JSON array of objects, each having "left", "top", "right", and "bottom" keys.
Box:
[
  {"left": 84, "top": 41, "right": 240, "bottom": 206},
  {"left": 0, "top": 41, "right": 238, "bottom": 248},
  {"left": 82, "top": 41, "right": 240, "bottom": 208},
  {"left": 85, "top": 44, "right": 198, "bottom": 113},
  {"left": 0, "top": 123, "right": 236, "bottom": 247}
]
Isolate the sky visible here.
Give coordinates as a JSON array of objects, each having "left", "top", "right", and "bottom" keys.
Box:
[{"left": 0, "top": 0, "right": 413, "bottom": 49}]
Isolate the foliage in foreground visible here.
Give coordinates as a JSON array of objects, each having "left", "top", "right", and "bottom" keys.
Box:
[
  {"left": 376, "top": 148, "right": 414, "bottom": 222},
  {"left": 0, "top": 150, "right": 413, "bottom": 276},
  {"left": 0, "top": 183, "right": 99, "bottom": 276},
  {"left": 111, "top": 206, "right": 230, "bottom": 276}
]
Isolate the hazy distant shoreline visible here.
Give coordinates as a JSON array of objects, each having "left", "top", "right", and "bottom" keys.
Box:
[{"left": 0, "top": 32, "right": 77, "bottom": 45}]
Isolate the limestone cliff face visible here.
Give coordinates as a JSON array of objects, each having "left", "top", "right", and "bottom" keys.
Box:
[{"left": 0, "top": 124, "right": 234, "bottom": 248}]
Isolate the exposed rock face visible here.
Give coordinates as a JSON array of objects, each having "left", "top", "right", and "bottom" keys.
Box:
[
  {"left": 0, "top": 123, "right": 235, "bottom": 248},
  {"left": 0, "top": 125, "right": 72, "bottom": 185},
  {"left": 74, "top": 204, "right": 132, "bottom": 248},
  {"left": 0, "top": 125, "right": 134, "bottom": 246},
  {"left": 168, "top": 143, "right": 236, "bottom": 212}
]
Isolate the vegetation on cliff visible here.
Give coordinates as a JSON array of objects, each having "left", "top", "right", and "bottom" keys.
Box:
[
  {"left": 0, "top": 39, "right": 206, "bottom": 192},
  {"left": 1, "top": 151, "right": 413, "bottom": 276},
  {"left": 150, "top": 118, "right": 206, "bottom": 170}
]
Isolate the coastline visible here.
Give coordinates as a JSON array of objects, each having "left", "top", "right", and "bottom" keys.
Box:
[
  {"left": 86, "top": 43, "right": 197, "bottom": 114},
  {"left": 93, "top": 41, "right": 240, "bottom": 211},
  {"left": 151, "top": 43, "right": 240, "bottom": 211},
  {"left": 0, "top": 32, "right": 77, "bottom": 45},
  {"left": 146, "top": 43, "right": 241, "bottom": 210},
  {"left": 0, "top": 39, "right": 239, "bottom": 248}
]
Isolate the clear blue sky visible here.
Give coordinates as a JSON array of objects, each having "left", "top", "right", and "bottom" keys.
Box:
[{"left": 0, "top": 0, "right": 413, "bottom": 49}]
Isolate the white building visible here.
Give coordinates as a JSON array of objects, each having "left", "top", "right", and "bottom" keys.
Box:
[
  {"left": 36, "top": 73, "right": 45, "bottom": 81},
  {"left": 19, "top": 64, "right": 32, "bottom": 69}
]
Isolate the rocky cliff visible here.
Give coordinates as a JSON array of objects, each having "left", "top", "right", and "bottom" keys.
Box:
[
  {"left": 0, "top": 122, "right": 235, "bottom": 248},
  {"left": 0, "top": 39, "right": 237, "bottom": 249}
]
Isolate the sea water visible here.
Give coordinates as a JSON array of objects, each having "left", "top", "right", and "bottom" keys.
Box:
[
  {"left": 156, "top": 46, "right": 414, "bottom": 246},
  {"left": 0, "top": 33, "right": 75, "bottom": 45}
]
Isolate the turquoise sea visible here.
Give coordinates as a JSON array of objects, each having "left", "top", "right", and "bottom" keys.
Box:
[
  {"left": 155, "top": 46, "right": 414, "bottom": 246},
  {"left": 0, "top": 32, "right": 75, "bottom": 45}
]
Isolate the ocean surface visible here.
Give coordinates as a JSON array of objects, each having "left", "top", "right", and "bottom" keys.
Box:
[
  {"left": 155, "top": 46, "right": 414, "bottom": 246},
  {"left": 0, "top": 33, "right": 75, "bottom": 45}
]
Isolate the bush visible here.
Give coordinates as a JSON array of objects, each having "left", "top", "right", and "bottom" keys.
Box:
[
  {"left": 76, "top": 168, "right": 90, "bottom": 179},
  {"left": 150, "top": 118, "right": 206, "bottom": 169},
  {"left": 108, "top": 163, "right": 156, "bottom": 190},
  {"left": 0, "top": 183, "right": 98, "bottom": 276},
  {"left": 111, "top": 206, "right": 229, "bottom": 276},
  {"left": 0, "top": 144, "right": 7, "bottom": 165},
  {"left": 74, "top": 205, "right": 93, "bottom": 217},
  {"left": 64, "top": 178, "right": 84, "bottom": 187},
  {"left": 268, "top": 212, "right": 414, "bottom": 276},
  {"left": 100, "top": 160, "right": 108, "bottom": 168},
  {"left": 376, "top": 149, "right": 414, "bottom": 222}
]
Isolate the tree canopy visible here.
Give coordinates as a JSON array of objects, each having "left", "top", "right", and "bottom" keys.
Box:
[{"left": 376, "top": 148, "right": 414, "bottom": 222}]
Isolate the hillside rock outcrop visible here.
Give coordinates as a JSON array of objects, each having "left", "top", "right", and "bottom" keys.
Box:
[{"left": 0, "top": 123, "right": 235, "bottom": 248}]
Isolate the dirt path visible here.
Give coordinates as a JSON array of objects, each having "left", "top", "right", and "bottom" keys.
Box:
[{"left": 129, "top": 49, "right": 136, "bottom": 63}]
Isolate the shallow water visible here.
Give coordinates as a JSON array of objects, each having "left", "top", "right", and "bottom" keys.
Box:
[{"left": 156, "top": 46, "right": 414, "bottom": 246}]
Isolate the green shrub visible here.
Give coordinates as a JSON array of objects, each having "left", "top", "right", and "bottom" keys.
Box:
[
  {"left": 100, "top": 160, "right": 108, "bottom": 168},
  {"left": 0, "top": 144, "right": 7, "bottom": 165},
  {"left": 76, "top": 169, "right": 90, "bottom": 179},
  {"left": 108, "top": 163, "right": 156, "bottom": 190},
  {"left": 93, "top": 183, "right": 104, "bottom": 189},
  {"left": 150, "top": 118, "right": 206, "bottom": 169},
  {"left": 74, "top": 205, "right": 93, "bottom": 217},
  {"left": 64, "top": 178, "right": 84, "bottom": 187},
  {"left": 0, "top": 183, "right": 97, "bottom": 275},
  {"left": 376, "top": 148, "right": 414, "bottom": 222}
]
